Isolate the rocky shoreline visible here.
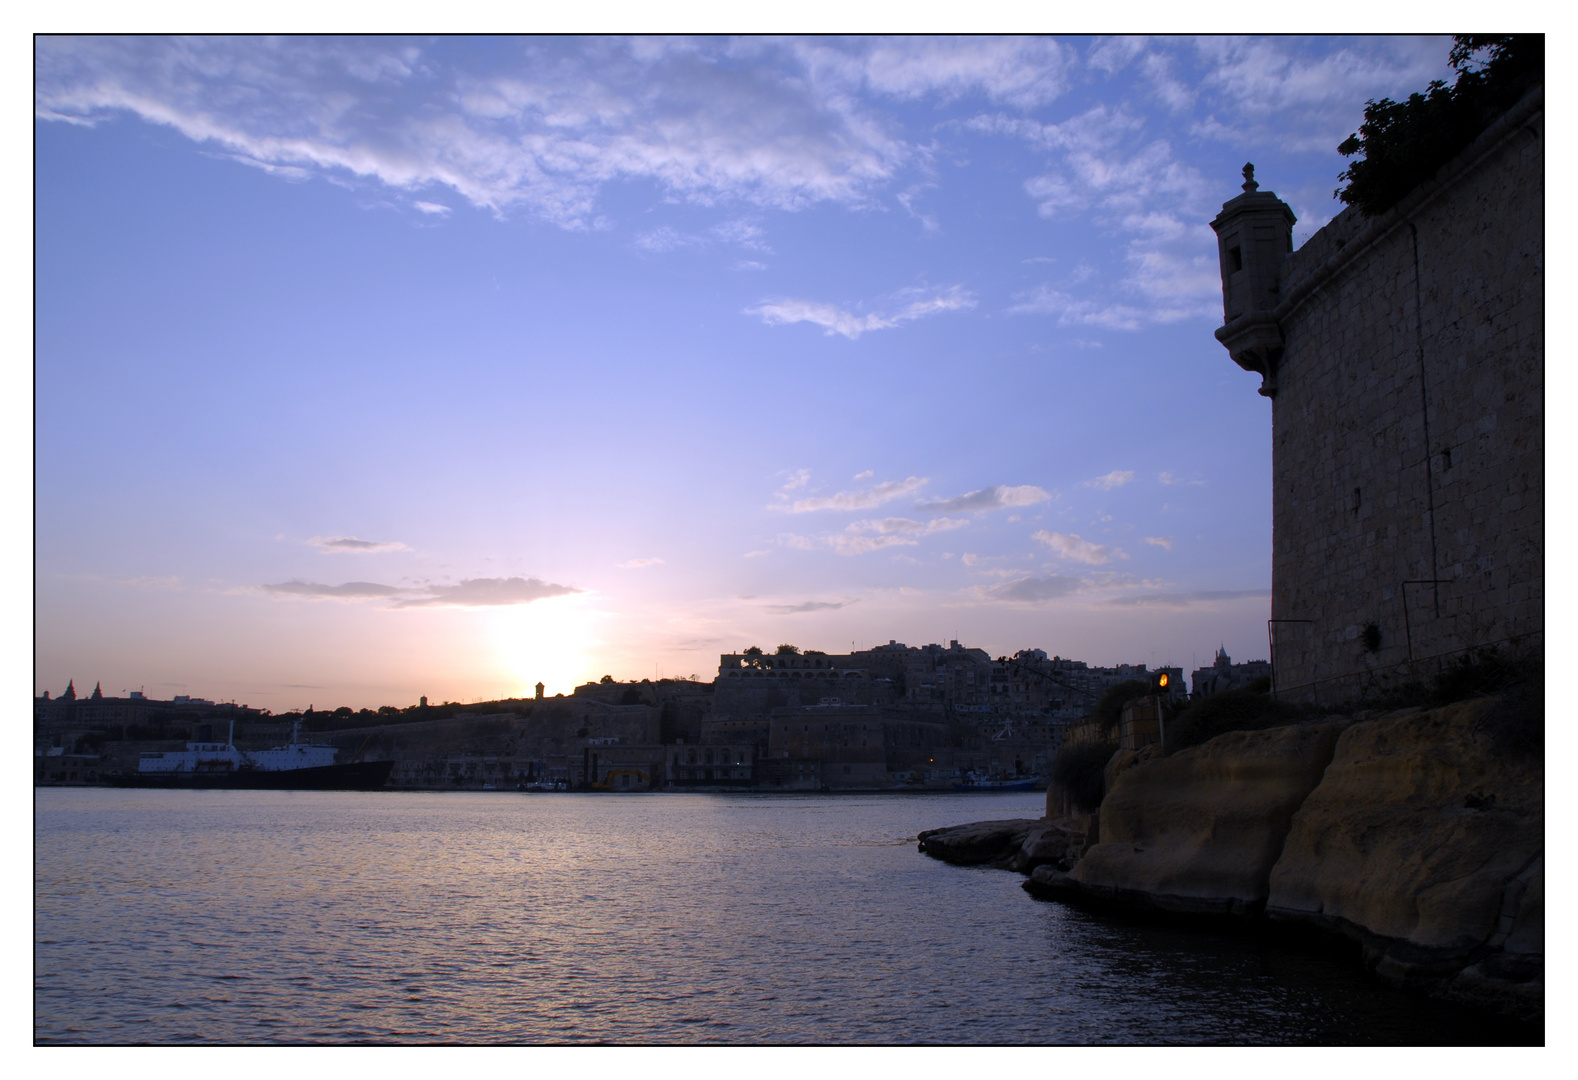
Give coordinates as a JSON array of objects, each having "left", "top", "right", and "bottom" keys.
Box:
[{"left": 917, "top": 696, "right": 1543, "bottom": 1031}]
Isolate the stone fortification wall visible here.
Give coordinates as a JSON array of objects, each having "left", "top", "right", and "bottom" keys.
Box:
[{"left": 1233, "top": 90, "right": 1543, "bottom": 698}]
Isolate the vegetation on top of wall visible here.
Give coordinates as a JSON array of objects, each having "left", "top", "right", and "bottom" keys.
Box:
[
  {"left": 1090, "top": 679, "right": 1153, "bottom": 741},
  {"left": 1344, "top": 641, "right": 1540, "bottom": 716},
  {"left": 1163, "top": 688, "right": 1302, "bottom": 755},
  {"left": 1336, "top": 35, "right": 1543, "bottom": 216}
]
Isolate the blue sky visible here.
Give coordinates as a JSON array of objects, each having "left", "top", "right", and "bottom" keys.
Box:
[{"left": 33, "top": 34, "right": 1463, "bottom": 708}]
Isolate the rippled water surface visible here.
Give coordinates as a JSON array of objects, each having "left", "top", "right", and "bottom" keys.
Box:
[{"left": 35, "top": 788, "right": 1528, "bottom": 1044}]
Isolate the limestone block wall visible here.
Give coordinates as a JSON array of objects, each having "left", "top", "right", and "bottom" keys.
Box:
[{"left": 1264, "top": 92, "right": 1542, "bottom": 696}]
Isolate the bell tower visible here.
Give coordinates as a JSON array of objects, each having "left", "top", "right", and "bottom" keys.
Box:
[{"left": 1211, "top": 163, "right": 1296, "bottom": 397}]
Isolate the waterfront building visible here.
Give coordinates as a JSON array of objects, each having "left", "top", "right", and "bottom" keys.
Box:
[{"left": 1190, "top": 647, "right": 1272, "bottom": 698}]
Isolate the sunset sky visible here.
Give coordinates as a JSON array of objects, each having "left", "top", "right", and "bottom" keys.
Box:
[{"left": 33, "top": 34, "right": 1463, "bottom": 709}]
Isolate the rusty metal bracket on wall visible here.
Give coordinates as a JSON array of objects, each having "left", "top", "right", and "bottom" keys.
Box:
[{"left": 1267, "top": 619, "right": 1313, "bottom": 700}]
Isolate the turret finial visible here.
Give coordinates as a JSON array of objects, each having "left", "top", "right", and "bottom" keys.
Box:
[{"left": 1242, "top": 162, "right": 1258, "bottom": 192}]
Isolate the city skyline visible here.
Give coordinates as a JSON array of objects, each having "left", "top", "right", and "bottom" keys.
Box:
[{"left": 34, "top": 35, "right": 1461, "bottom": 710}]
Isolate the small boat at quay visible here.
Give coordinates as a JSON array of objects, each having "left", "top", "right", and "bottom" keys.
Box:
[
  {"left": 110, "top": 720, "right": 393, "bottom": 791},
  {"left": 953, "top": 775, "right": 1045, "bottom": 792}
]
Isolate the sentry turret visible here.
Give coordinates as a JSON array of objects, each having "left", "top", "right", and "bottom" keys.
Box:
[{"left": 1211, "top": 163, "right": 1296, "bottom": 397}]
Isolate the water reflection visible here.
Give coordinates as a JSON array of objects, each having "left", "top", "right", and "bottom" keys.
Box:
[{"left": 35, "top": 789, "right": 1532, "bottom": 1044}]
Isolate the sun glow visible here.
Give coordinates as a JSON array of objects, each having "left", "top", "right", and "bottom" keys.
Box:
[{"left": 488, "top": 593, "right": 602, "bottom": 697}]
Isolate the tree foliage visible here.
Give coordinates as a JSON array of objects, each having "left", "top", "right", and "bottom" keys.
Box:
[
  {"left": 1336, "top": 36, "right": 1542, "bottom": 216},
  {"left": 1090, "top": 679, "right": 1152, "bottom": 740},
  {"left": 1163, "top": 689, "right": 1301, "bottom": 755}
]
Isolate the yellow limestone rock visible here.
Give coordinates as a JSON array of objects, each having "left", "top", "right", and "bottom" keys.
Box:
[
  {"left": 1065, "top": 720, "right": 1349, "bottom": 916},
  {"left": 1266, "top": 699, "right": 1543, "bottom": 995}
]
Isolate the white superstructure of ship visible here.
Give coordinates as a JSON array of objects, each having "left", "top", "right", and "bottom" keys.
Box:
[{"left": 137, "top": 719, "right": 338, "bottom": 775}]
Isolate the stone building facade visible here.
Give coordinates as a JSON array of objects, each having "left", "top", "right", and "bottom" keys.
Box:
[
  {"left": 1213, "top": 88, "right": 1543, "bottom": 699},
  {"left": 1189, "top": 647, "right": 1271, "bottom": 698}
]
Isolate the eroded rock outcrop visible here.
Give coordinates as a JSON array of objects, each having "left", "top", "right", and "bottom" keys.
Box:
[
  {"left": 1264, "top": 698, "right": 1543, "bottom": 1023},
  {"left": 917, "top": 817, "right": 1086, "bottom": 872},
  {"left": 917, "top": 818, "right": 1042, "bottom": 867},
  {"left": 935, "top": 695, "right": 1543, "bottom": 1025},
  {"left": 1029, "top": 719, "right": 1349, "bottom": 917}
]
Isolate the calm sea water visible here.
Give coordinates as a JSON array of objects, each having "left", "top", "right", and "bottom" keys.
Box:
[{"left": 35, "top": 788, "right": 1530, "bottom": 1045}]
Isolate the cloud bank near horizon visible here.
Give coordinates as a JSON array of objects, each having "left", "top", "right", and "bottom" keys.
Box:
[{"left": 263, "top": 576, "right": 580, "bottom": 608}]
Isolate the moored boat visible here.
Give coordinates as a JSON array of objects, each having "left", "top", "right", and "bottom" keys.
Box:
[
  {"left": 110, "top": 720, "right": 393, "bottom": 791},
  {"left": 952, "top": 775, "right": 1045, "bottom": 792}
]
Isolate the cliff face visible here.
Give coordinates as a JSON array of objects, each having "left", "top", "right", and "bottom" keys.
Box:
[
  {"left": 1012, "top": 696, "right": 1541, "bottom": 1026},
  {"left": 1065, "top": 720, "right": 1349, "bottom": 917},
  {"left": 1265, "top": 699, "right": 1543, "bottom": 1018}
]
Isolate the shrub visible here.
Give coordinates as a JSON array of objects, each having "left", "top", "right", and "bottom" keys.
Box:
[
  {"left": 1164, "top": 690, "right": 1301, "bottom": 755},
  {"left": 1431, "top": 647, "right": 1537, "bottom": 705},
  {"left": 1049, "top": 740, "right": 1117, "bottom": 813},
  {"left": 1336, "top": 36, "right": 1542, "bottom": 216},
  {"left": 1091, "top": 679, "right": 1152, "bottom": 741}
]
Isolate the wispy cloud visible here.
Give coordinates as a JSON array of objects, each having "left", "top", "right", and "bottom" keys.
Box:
[
  {"left": 1144, "top": 536, "right": 1174, "bottom": 550},
  {"left": 747, "top": 284, "right": 974, "bottom": 340},
  {"left": 264, "top": 580, "right": 406, "bottom": 599},
  {"left": 1033, "top": 530, "right": 1126, "bottom": 565},
  {"left": 1084, "top": 470, "right": 1134, "bottom": 491},
  {"left": 980, "top": 574, "right": 1086, "bottom": 603},
  {"left": 1105, "top": 588, "right": 1270, "bottom": 608},
  {"left": 782, "top": 514, "right": 966, "bottom": 556},
  {"left": 36, "top": 37, "right": 926, "bottom": 228},
  {"left": 783, "top": 475, "right": 928, "bottom": 513},
  {"left": 776, "top": 468, "right": 812, "bottom": 494},
  {"left": 617, "top": 557, "right": 664, "bottom": 569},
  {"left": 263, "top": 575, "right": 579, "bottom": 607},
  {"left": 827, "top": 534, "right": 917, "bottom": 556},
  {"left": 850, "top": 516, "right": 969, "bottom": 536},
  {"left": 711, "top": 218, "right": 771, "bottom": 251},
  {"left": 635, "top": 219, "right": 770, "bottom": 255},
  {"left": 764, "top": 599, "right": 855, "bottom": 614},
  {"left": 413, "top": 201, "right": 450, "bottom": 216},
  {"left": 1008, "top": 286, "right": 1148, "bottom": 330},
  {"left": 916, "top": 484, "right": 1051, "bottom": 513},
  {"left": 310, "top": 535, "right": 410, "bottom": 554},
  {"left": 392, "top": 577, "right": 581, "bottom": 608},
  {"left": 634, "top": 225, "right": 704, "bottom": 253},
  {"left": 795, "top": 36, "right": 1075, "bottom": 110}
]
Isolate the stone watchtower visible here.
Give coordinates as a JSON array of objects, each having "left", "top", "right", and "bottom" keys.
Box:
[
  {"left": 1210, "top": 87, "right": 1543, "bottom": 700},
  {"left": 1210, "top": 164, "right": 1296, "bottom": 397}
]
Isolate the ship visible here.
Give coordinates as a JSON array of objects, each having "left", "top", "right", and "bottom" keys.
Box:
[{"left": 110, "top": 719, "right": 394, "bottom": 791}]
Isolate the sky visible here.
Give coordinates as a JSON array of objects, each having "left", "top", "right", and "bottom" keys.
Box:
[{"left": 33, "top": 34, "right": 1466, "bottom": 709}]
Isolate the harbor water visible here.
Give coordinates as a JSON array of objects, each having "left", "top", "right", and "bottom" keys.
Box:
[{"left": 34, "top": 788, "right": 1532, "bottom": 1044}]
